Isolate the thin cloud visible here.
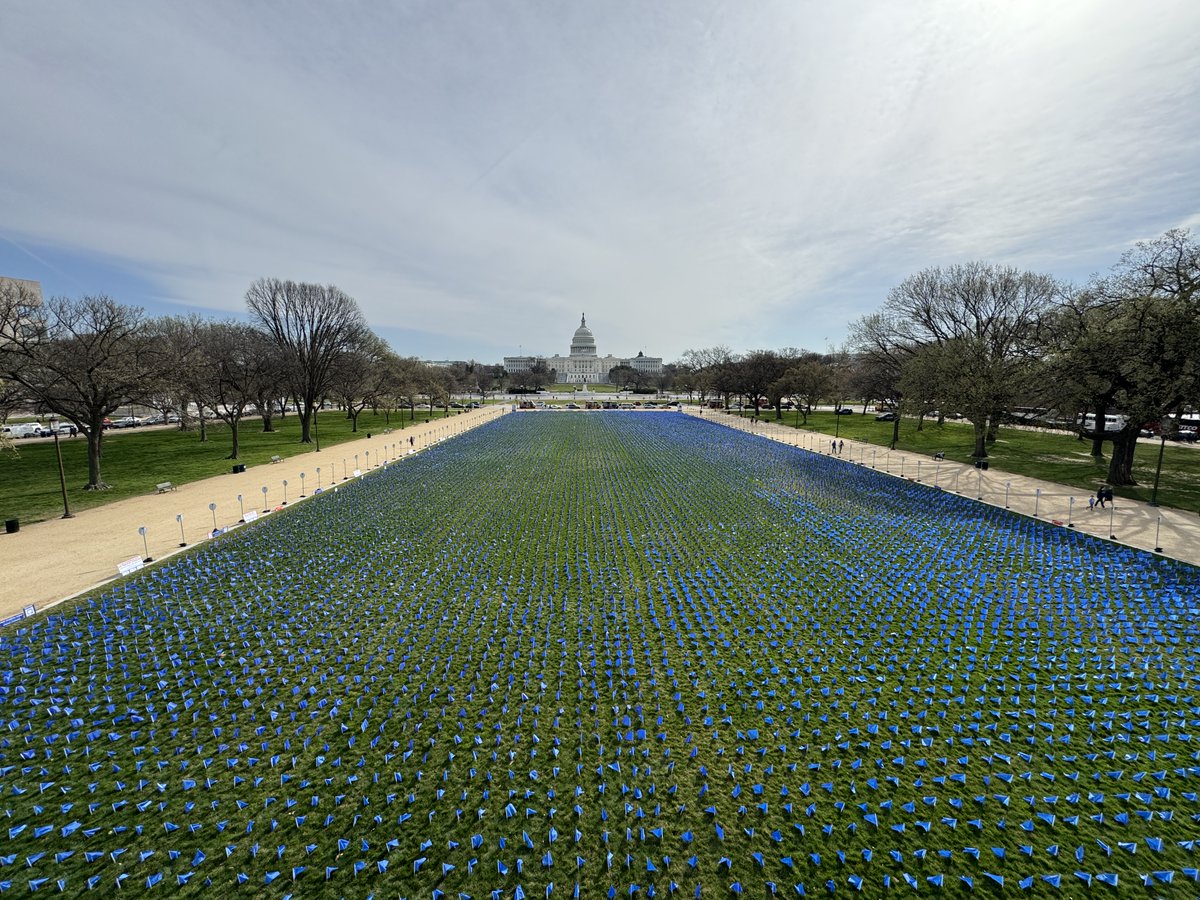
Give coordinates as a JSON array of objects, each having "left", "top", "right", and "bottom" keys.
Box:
[{"left": 2, "top": 0, "right": 1198, "bottom": 361}]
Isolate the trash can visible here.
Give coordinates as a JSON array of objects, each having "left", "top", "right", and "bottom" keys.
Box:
[
  {"left": 232, "top": 463, "right": 246, "bottom": 474},
  {"left": 4, "top": 519, "right": 18, "bottom": 534}
]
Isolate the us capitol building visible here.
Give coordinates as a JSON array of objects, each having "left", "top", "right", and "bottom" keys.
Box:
[{"left": 504, "top": 314, "right": 663, "bottom": 385}]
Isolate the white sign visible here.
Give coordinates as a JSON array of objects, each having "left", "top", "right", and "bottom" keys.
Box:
[
  {"left": 117, "top": 556, "right": 144, "bottom": 576},
  {"left": 243, "top": 510, "right": 259, "bottom": 523},
  {"left": 22, "top": 604, "right": 36, "bottom": 618},
  {"left": 352, "top": 469, "right": 362, "bottom": 477}
]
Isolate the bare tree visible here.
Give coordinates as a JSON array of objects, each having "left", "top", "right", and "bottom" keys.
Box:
[
  {"left": 681, "top": 346, "right": 736, "bottom": 405},
  {"left": 0, "top": 295, "right": 173, "bottom": 489},
  {"left": 191, "top": 322, "right": 283, "bottom": 459},
  {"left": 245, "top": 278, "right": 370, "bottom": 448},
  {"left": 855, "top": 263, "right": 1060, "bottom": 457},
  {"left": 329, "top": 334, "right": 390, "bottom": 433},
  {"left": 147, "top": 314, "right": 207, "bottom": 434}
]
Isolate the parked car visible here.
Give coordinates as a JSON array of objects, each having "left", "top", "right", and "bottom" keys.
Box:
[
  {"left": 875, "top": 411, "right": 897, "bottom": 422},
  {"left": 835, "top": 407, "right": 854, "bottom": 415},
  {"left": 112, "top": 416, "right": 142, "bottom": 428},
  {"left": 53, "top": 422, "right": 78, "bottom": 436}
]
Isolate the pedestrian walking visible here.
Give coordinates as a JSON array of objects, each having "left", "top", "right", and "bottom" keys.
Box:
[
  {"left": 1088, "top": 495, "right": 1095, "bottom": 512},
  {"left": 839, "top": 439, "right": 844, "bottom": 455},
  {"left": 1097, "top": 487, "right": 1106, "bottom": 509}
]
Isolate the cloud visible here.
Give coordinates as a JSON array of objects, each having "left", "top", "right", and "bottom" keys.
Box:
[{"left": 2, "top": 0, "right": 1198, "bottom": 361}]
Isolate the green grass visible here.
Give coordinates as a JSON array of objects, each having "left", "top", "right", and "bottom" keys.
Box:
[
  {"left": 0, "top": 408, "right": 460, "bottom": 525},
  {"left": 724, "top": 408, "right": 1200, "bottom": 513},
  {"left": 5, "top": 413, "right": 1198, "bottom": 897}
]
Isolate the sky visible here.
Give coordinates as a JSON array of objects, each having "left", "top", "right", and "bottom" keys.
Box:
[{"left": 3, "top": 1, "right": 1199, "bottom": 364}]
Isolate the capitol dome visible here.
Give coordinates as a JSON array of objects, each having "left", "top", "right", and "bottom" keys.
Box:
[{"left": 569, "top": 313, "right": 597, "bottom": 358}]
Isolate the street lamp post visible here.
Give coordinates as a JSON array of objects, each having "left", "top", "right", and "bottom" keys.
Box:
[
  {"left": 209, "top": 502, "right": 217, "bottom": 533},
  {"left": 237, "top": 494, "right": 245, "bottom": 523},
  {"left": 176, "top": 513, "right": 186, "bottom": 547},
  {"left": 138, "top": 525, "right": 151, "bottom": 562},
  {"left": 48, "top": 417, "right": 73, "bottom": 519},
  {"left": 299, "top": 472, "right": 306, "bottom": 497},
  {"left": 282, "top": 479, "right": 288, "bottom": 505}
]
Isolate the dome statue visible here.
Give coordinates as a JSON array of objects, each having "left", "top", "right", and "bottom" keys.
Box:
[{"left": 569, "top": 313, "right": 597, "bottom": 358}]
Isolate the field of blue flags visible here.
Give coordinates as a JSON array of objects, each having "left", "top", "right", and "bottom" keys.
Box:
[{"left": 2, "top": 411, "right": 1199, "bottom": 897}]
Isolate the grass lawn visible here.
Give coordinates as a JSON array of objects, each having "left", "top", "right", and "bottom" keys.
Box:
[
  {"left": 0, "top": 408, "right": 458, "bottom": 525},
  {"left": 728, "top": 409, "right": 1200, "bottom": 514},
  {"left": 2, "top": 412, "right": 1197, "bottom": 897}
]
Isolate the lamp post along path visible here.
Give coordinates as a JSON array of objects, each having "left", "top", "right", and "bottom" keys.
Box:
[{"left": 49, "top": 417, "right": 74, "bottom": 519}]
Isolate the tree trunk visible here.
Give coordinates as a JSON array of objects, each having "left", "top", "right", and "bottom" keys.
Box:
[
  {"left": 261, "top": 408, "right": 275, "bottom": 432},
  {"left": 1106, "top": 427, "right": 1140, "bottom": 485},
  {"left": 972, "top": 420, "right": 987, "bottom": 458},
  {"left": 198, "top": 412, "right": 207, "bottom": 443},
  {"left": 350, "top": 410, "right": 359, "bottom": 432},
  {"left": 890, "top": 416, "right": 900, "bottom": 450},
  {"left": 84, "top": 419, "right": 108, "bottom": 490},
  {"left": 227, "top": 420, "right": 240, "bottom": 460},
  {"left": 986, "top": 415, "right": 999, "bottom": 445},
  {"left": 1090, "top": 401, "right": 1106, "bottom": 457},
  {"left": 299, "top": 400, "right": 314, "bottom": 443}
]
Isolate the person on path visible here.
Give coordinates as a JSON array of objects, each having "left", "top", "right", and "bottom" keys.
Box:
[
  {"left": 1097, "top": 487, "right": 1106, "bottom": 509},
  {"left": 839, "top": 439, "right": 844, "bottom": 455},
  {"left": 1088, "top": 495, "right": 1096, "bottom": 512}
]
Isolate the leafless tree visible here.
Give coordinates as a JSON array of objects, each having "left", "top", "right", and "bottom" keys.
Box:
[
  {"left": 329, "top": 333, "right": 391, "bottom": 433},
  {"left": 190, "top": 321, "right": 283, "bottom": 459},
  {"left": 245, "top": 278, "right": 370, "bottom": 448},
  {"left": 854, "top": 263, "right": 1060, "bottom": 457},
  {"left": 0, "top": 294, "right": 173, "bottom": 489}
]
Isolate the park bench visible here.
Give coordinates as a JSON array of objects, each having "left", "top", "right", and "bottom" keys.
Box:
[
  {"left": 932, "top": 451, "right": 945, "bottom": 461},
  {"left": 270, "top": 455, "right": 283, "bottom": 464},
  {"left": 155, "top": 482, "right": 176, "bottom": 494}
]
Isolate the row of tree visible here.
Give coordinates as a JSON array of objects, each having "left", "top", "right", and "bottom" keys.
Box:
[
  {"left": 675, "top": 229, "right": 1199, "bottom": 487},
  {"left": 0, "top": 279, "right": 510, "bottom": 490},
  {"left": 4, "top": 229, "right": 1195, "bottom": 490}
]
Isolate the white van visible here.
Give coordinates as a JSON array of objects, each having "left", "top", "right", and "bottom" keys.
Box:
[{"left": 1, "top": 423, "right": 43, "bottom": 439}]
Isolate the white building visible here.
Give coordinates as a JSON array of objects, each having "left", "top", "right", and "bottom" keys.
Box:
[{"left": 505, "top": 314, "right": 663, "bottom": 384}]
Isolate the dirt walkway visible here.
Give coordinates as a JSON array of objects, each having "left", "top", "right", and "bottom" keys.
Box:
[
  {"left": 0, "top": 406, "right": 508, "bottom": 620},
  {"left": 690, "top": 408, "right": 1200, "bottom": 568}
]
